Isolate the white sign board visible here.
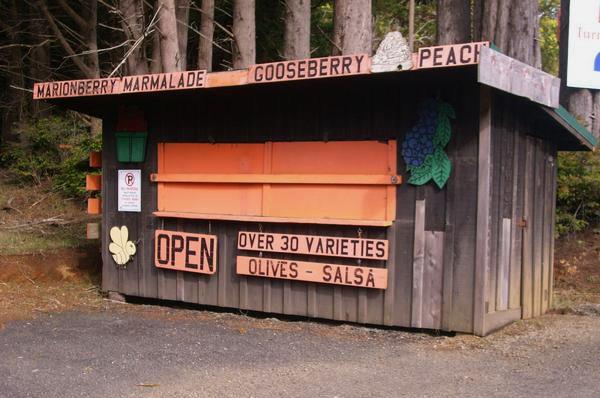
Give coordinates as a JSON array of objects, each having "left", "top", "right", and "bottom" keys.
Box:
[
  {"left": 567, "top": 0, "right": 600, "bottom": 89},
  {"left": 118, "top": 169, "right": 141, "bottom": 212}
]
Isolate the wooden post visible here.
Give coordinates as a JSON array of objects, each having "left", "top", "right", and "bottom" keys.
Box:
[{"left": 474, "top": 86, "right": 492, "bottom": 336}]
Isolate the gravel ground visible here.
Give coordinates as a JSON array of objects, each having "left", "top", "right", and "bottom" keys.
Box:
[{"left": 0, "top": 302, "right": 598, "bottom": 398}]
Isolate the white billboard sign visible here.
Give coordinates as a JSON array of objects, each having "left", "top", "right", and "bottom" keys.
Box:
[{"left": 567, "top": 0, "right": 600, "bottom": 89}]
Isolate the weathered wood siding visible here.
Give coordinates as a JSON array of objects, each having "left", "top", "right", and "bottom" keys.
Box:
[
  {"left": 100, "top": 69, "right": 499, "bottom": 334},
  {"left": 480, "top": 92, "right": 557, "bottom": 334}
]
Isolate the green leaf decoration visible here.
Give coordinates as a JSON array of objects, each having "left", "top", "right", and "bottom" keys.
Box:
[
  {"left": 438, "top": 102, "right": 456, "bottom": 119},
  {"left": 408, "top": 154, "right": 434, "bottom": 185},
  {"left": 402, "top": 99, "right": 455, "bottom": 188},
  {"left": 431, "top": 148, "right": 452, "bottom": 189},
  {"left": 434, "top": 116, "right": 451, "bottom": 147}
]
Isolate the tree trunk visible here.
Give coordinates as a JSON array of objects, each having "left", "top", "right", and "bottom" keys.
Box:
[
  {"left": 2, "top": 0, "right": 26, "bottom": 143},
  {"left": 283, "top": 0, "right": 311, "bottom": 60},
  {"left": 197, "top": 0, "right": 215, "bottom": 70},
  {"left": 559, "top": 0, "right": 600, "bottom": 140},
  {"left": 30, "top": 6, "right": 52, "bottom": 117},
  {"left": 81, "top": 0, "right": 101, "bottom": 136},
  {"left": 82, "top": 0, "right": 100, "bottom": 78},
  {"left": 232, "top": 0, "right": 256, "bottom": 68},
  {"left": 119, "top": 0, "right": 149, "bottom": 75},
  {"left": 175, "top": 0, "right": 190, "bottom": 70},
  {"left": 332, "top": 0, "right": 372, "bottom": 55},
  {"left": 150, "top": 29, "right": 163, "bottom": 73},
  {"left": 157, "top": 0, "right": 182, "bottom": 72},
  {"left": 473, "top": 0, "right": 539, "bottom": 66},
  {"left": 436, "top": 0, "right": 470, "bottom": 45}
]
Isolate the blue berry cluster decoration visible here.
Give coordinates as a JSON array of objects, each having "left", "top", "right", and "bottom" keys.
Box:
[{"left": 402, "top": 98, "right": 455, "bottom": 189}]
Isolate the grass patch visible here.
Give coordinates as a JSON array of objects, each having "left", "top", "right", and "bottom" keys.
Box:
[{"left": 0, "top": 176, "right": 97, "bottom": 255}]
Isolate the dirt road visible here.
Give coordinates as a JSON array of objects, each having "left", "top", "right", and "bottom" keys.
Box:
[{"left": 0, "top": 302, "right": 598, "bottom": 398}]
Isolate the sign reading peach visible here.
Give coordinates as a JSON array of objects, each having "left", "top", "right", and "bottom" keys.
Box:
[
  {"left": 236, "top": 256, "right": 388, "bottom": 289},
  {"left": 154, "top": 229, "right": 217, "bottom": 274},
  {"left": 417, "top": 42, "right": 489, "bottom": 69},
  {"left": 237, "top": 231, "right": 388, "bottom": 260}
]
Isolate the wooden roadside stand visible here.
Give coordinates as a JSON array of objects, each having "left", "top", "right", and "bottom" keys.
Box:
[{"left": 33, "top": 39, "right": 597, "bottom": 336}]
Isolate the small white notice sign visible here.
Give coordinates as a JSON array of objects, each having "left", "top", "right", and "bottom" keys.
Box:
[{"left": 118, "top": 170, "right": 141, "bottom": 212}]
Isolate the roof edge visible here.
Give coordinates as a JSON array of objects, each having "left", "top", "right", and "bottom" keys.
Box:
[{"left": 544, "top": 106, "right": 598, "bottom": 150}]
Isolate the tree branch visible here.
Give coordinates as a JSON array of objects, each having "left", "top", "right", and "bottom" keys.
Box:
[
  {"left": 56, "top": 0, "right": 90, "bottom": 31},
  {"left": 36, "top": 0, "right": 95, "bottom": 78}
]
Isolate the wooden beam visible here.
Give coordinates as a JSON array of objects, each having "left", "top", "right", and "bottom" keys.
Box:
[
  {"left": 150, "top": 173, "right": 402, "bottom": 185},
  {"left": 153, "top": 211, "right": 392, "bottom": 227},
  {"left": 478, "top": 46, "right": 560, "bottom": 108},
  {"left": 205, "top": 70, "right": 248, "bottom": 88},
  {"left": 474, "top": 86, "right": 492, "bottom": 336}
]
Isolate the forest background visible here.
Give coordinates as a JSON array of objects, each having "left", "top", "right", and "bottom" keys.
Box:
[{"left": 0, "top": 0, "right": 598, "bottom": 237}]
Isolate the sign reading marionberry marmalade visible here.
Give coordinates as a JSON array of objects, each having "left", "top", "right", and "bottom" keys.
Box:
[
  {"left": 417, "top": 42, "right": 489, "bottom": 69},
  {"left": 237, "top": 231, "right": 388, "bottom": 260},
  {"left": 154, "top": 229, "right": 217, "bottom": 274},
  {"left": 33, "top": 70, "right": 207, "bottom": 100},
  {"left": 248, "top": 54, "right": 370, "bottom": 83},
  {"left": 236, "top": 256, "right": 387, "bottom": 289}
]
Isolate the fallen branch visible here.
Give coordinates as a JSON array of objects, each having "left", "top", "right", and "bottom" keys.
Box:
[
  {"left": 18, "top": 267, "right": 38, "bottom": 287},
  {"left": 29, "top": 194, "right": 49, "bottom": 209},
  {"left": 2, "top": 197, "right": 23, "bottom": 215},
  {"left": 0, "top": 215, "right": 68, "bottom": 230}
]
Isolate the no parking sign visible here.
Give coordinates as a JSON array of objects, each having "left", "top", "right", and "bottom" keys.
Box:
[{"left": 118, "top": 169, "right": 141, "bottom": 212}]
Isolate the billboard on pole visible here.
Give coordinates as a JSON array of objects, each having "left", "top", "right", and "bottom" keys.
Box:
[{"left": 567, "top": 0, "right": 600, "bottom": 89}]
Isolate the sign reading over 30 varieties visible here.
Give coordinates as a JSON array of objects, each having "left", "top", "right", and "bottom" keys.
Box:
[
  {"left": 236, "top": 231, "right": 389, "bottom": 289},
  {"left": 567, "top": 0, "right": 600, "bottom": 89},
  {"left": 237, "top": 231, "right": 388, "bottom": 260}
]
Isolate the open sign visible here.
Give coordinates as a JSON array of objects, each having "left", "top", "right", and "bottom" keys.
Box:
[{"left": 154, "top": 230, "right": 217, "bottom": 274}]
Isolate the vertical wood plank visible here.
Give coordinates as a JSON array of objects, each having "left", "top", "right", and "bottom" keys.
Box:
[
  {"left": 521, "top": 136, "right": 535, "bottom": 319},
  {"left": 532, "top": 139, "right": 545, "bottom": 317},
  {"left": 421, "top": 231, "right": 444, "bottom": 329},
  {"left": 496, "top": 218, "right": 511, "bottom": 311},
  {"left": 307, "top": 284, "right": 318, "bottom": 317},
  {"left": 283, "top": 280, "right": 292, "bottom": 314},
  {"left": 541, "top": 143, "right": 554, "bottom": 314},
  {"left": 509, "top": 129, "right": 526, "bottom": 309},
  {"left": 474, "top": 86, "right": 492, "bottom": 336},
  {"left": 411, "top": 200, "right": 426, "bottom": 328},
  {"left": 386, "top": 140, "right": 397, "bottom": 221},
  {"left": 549, "top": 146, "right": 557, "bottom": 310},
  {"left": 217, "top": 224, "right": 228, "bottom": 307},
  {"left": 176, "top": 219, "right": 185, "bottom": 301},
  {"left": 383, "top": 222, "right": 398, "bottom": 325},
  {"left": 101, "top": 115, "right": 119, "bottom": 293}
]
